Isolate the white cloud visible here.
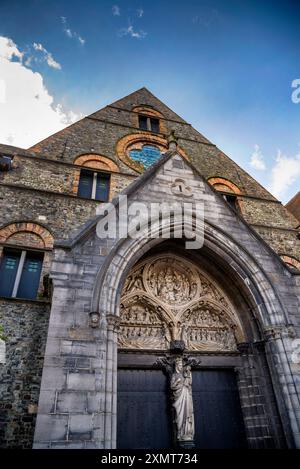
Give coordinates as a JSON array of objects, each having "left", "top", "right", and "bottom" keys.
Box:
[
  {"left": 33, "top": 42, "right": 61, "bottom": 70},
  {"left": 64, "top": 28, "right": 73, "bottom": 38},
  {"left": 112, "top": 5, "right": 120, "bottom": 16},
  {"left": 0, "top": 37, "right": 23, "bottom": 61},
  {"left": 61, "top": 17, "right": 86, "bottom": 45},
  {"left": 137, "top": 8, "right": 144, "bottom": 18},
  {"left": 0, "top": 35, "right": 82, "bottom": 148},
  {"left": 250, "top": 144, "right": 266, "bottom": 170},
  {"left": 268, "top": 150, "right": 300, "bottom": 200},
  {"left": 119, "top": 25, "right": 147, "bottom": 39}
]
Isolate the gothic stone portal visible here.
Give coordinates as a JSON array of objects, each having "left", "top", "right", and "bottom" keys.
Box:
[{"left": 117, "top": 254, "right": 248, "bottom": 449}]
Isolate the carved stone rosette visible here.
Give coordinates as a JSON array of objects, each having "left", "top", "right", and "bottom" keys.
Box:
[{"left": 118, "top": 254, "right": 244, "bottom": 352}]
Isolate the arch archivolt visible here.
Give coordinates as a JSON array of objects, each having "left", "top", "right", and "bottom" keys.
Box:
[{"left": 118, "top": 253, "right": 245, "bottom": 352}]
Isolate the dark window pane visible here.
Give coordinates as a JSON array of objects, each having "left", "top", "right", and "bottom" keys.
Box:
[
  {"left": 78, "top": 170, "right": 93, "bottom": 199},
  {"left": 0, "top": 250, "right": 20, "bottom": 297},
  {"left": 224, "top": 194, "right": 237, "bottom": 210},
  {"left": 95, "top": 173, "right": 110, "bottom": 201},
  {"left": 17, "top": 252, "right": 43, "bottom": 300},
  {"left": 0, "top": 155, "right": 12, "bottom": 171},
  {"left": 138, "top": 115, "right": 148, "bottom": 130},
  {"left": 150, "top": 118, "right": 159, "bottom": 133}
]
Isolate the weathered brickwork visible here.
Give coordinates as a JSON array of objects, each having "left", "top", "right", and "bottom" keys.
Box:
[
  {"left": 254, "top": 226, "right": 300, "bottom": 261},
  {"left": 0, "top": 186, "right": 100, "bottom": 239},
  {"left": 0, "top": 88, "right": 299, "bottom": 448},
  {"left": 1, "top": 156, "right": 77, "bottom": 194},
  {"left": 0, "top": 300, "right": 50, "bottom": 448},
  {"left": 241, "top": 198, "right": 299, "bottom": 229}
]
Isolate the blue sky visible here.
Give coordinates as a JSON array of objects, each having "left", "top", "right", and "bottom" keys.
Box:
[{"left": 0, "top": 0, "right": 300, "bottom": 203}]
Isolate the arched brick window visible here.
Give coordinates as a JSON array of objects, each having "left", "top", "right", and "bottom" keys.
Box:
[
  {"left": 208, "top": 177, "right": 243, "bottom": 212},
  {"left": 73, "top": 155, "right": 118, "bottom": 201},
  {"left": 208, "top": 177, "right": 242, "bottom": 195},
  {"left": 132, "top": 106, "right": 167, "bottom": 134},
  {"left": 74, "top": 154, "right": 119, "bottom": 172},
  {"left": 0, "top": 222, "right": 53, "bottom": 300}
]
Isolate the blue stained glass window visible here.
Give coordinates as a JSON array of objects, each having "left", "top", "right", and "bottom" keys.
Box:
[{"left": 129, "top": 145, "right": 162, "bottom": 169}]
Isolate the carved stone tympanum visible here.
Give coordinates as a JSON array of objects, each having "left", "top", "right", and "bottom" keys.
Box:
[
  {"left": 118, "top": 254, "right": 244, "bottom": 351},
  {"left": 145, "top": 257, "right": 198, "bottom": 305}
]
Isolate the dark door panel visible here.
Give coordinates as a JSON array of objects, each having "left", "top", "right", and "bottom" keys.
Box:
[
  {"left": 192, "top": 370, "right": 247, "bottom": 448},
  {"left": 117, "top": 369, "right": 172, "bottom": 449},
  {"left": 117, "top": 367, "right": 247, "bottom": 449}
]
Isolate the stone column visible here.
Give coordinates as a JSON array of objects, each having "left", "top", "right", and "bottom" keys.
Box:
[
  {"left": 263, "top": 326, "right": 300, "bottom": 448},
  {"left": 103, "top": 314, "right": 120, "bottom": 449}
]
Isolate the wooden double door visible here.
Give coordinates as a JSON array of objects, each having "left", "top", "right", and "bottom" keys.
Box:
[{"left": 117, "top": 367, "right": 247, "bottom": 449}]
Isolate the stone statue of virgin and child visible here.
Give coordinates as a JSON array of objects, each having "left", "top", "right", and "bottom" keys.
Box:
[{"left": 170, "top": 357, "right": 195, "bottom": 443}]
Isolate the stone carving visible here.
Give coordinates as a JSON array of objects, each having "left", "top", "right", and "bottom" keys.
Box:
[
  {"left": 145, "top": 257, "right": 199, "bottom": 306},
  {"left": 171, "top": 178, "right": 193, "bottom": 197},
  {"left": 155, "top": 356, "right": 198, "bottom": 445},
  {"left": 123, "top": 267, "right": 145, "bottom": 294},
  {"left": 118, "top": 254, "right": 244, "bottom": 351},
  {"left": 181, "top": 307, "right": 238, "bottom": 351},
  {"left": 171, "top": 358, "right": 195, "bottom": 442},
  {"left": 118, "top": 302, "right": 169, "bottom": 350}
]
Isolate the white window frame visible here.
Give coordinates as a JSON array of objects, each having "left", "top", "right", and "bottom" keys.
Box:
[{"left": 11, "top": 250, "right": 26, "bottom": 298}]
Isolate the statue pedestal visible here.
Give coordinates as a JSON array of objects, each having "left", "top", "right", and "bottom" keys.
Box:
[{"left": 177, "top": 440, "right": 195, "bottom": 449}]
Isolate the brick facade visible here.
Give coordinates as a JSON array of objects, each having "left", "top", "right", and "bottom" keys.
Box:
[{"left": 0, "top": 88, "right": 299, "bottom": 448}]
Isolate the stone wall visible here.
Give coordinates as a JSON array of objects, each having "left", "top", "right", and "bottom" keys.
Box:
[
  {"left": 0, "top": 299, "right": 50, "bottom": 448},
  {"left": 0, "top": 185, "right": 99, "bottom": 239}
]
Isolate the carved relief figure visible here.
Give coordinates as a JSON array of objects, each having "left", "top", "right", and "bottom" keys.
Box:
[
  {"left": 170, "top": 358, "right": 195, "bottom": 442},
  {"left": 123, "top": 267, "right": 144, "bottom": 294},
  {"left": 118, "top": 302, "right": 168, "bottom": 350},
  {"left": 146, "top": 259, "right": 197, "bottom": 305},
  {"left": 118, "top": 254, "right": 244, "bottom": 351}
]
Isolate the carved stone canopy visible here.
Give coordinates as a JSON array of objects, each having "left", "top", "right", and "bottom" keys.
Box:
[{"left": 118, "top": 254, "right": 245, "bottom": 352}]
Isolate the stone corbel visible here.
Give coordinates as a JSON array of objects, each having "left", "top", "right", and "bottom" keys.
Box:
[
  {"left": 263, "top": 324, "right": 296, "bottom": 342},
  {"left": 89, "top": 311, "right": 101, "bottom": 328}
]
